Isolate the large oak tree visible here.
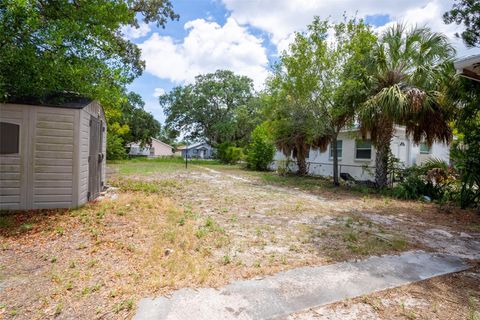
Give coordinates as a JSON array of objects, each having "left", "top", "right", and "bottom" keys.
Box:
[{"left": 160, "top": 70, "right": 260, "bottom": 146}]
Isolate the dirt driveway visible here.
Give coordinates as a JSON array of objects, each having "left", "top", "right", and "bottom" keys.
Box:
[{"left": 1, "top": 160, "right": 479, "bottom": 319}]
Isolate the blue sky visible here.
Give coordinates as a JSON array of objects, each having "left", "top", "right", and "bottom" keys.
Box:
[{"left": 124, "top": 0, "right": 479, "bottom": 124}]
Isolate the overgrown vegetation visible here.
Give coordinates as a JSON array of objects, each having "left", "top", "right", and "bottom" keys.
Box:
[
  {"left": 392, "top": 159, "right": 457, "bottom": 203},
  {"left": 217, "top": 143, "right": 244, "bottom": 165},
  {"left": 246, "top": 123, "right": 276, "bottom": 171}
]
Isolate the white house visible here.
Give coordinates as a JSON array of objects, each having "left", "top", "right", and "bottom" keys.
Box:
[
  {"left": 0, "top": 98, "right": 106, "bottom": 210},
  {"left": 127, "top": 137, "right": 173, "bottom": 157},
  {"left": 272, "top": 126, "right": 450, "bottom": 181}
]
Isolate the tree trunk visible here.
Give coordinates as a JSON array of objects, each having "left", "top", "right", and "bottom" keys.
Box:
[
  {"left": 332, "top": 133, "right": 339, "bottom": 186},
  {"left": 375, "top": 121, "right": 394, "bottom": 188},
  {"left": 295, "top": 141, "right": 308, "bottom": 175},
  {"left": 297, "top": 156, "right": 307, "bottom": 175}
]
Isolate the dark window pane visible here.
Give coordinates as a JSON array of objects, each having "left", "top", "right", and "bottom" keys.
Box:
[
  {"left": 0, "top": 122, "right": 20, "bottom": 154},
  {"left": 356, "top": 149, "right": 371, "bottom": 159}
]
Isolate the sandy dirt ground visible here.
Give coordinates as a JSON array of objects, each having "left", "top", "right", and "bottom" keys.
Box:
[{"left": 0, "top": 162, "right": 479, "bottom": 319}]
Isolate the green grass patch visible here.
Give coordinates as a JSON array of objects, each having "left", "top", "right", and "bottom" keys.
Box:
[
  {"left": 108, "top": 157, "right": 222, "bottom": 175},
  {"left": 110, "top": 177, "right": 181, "bottom": 194}
]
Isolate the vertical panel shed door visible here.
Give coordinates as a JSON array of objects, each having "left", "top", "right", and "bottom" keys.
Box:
[{"left": 88, "top": 116, "right": 103, "bottom": 200}]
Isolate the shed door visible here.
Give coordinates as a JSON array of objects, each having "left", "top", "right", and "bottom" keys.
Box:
[{"left": 88, "top": 116, "right": 103, "bottom": 200}]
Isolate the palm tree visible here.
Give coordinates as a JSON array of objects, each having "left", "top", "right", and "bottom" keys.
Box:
[{"left": 360, "top": 24, "right": 456, "bottom": 188}]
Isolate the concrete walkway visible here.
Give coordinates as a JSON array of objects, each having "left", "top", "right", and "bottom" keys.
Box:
[{"left": 134, "top": 251, "right": 469, "bottom": 320}]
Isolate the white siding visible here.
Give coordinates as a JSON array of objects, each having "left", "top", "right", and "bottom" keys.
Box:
[
  {"left": 78, "top": 109, "right": 90, "bottom": 206},
  {"left": 1, "top": 101, "right": 106, "bottom": 211},
  {"left": 0, "top": 104, "right": 29, "bottom": 210},
  {"left": 78, "top": 101, "right": 106, "bottom": 206},
  {"left": 32, "top": 107, "right": 77, "bottom": 209},
  {"left": 272, "top": 127, "right": 451, "bottom": 181}
]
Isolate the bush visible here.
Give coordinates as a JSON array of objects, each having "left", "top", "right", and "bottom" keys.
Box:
[
  {"left": 246, "top": 123, "right": 276, "bottom": 171},
  {"left": 392, "top": 158, "right": 457, "bottom": 202},
  {"left": 107, "top": 133, "right": 127, "bottom": 160},
  {"left": 217, "top": 143, "right": 244, "bottom": 164}
]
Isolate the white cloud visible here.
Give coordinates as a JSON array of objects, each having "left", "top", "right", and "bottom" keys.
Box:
[
  {"left": 121, "top": 22, "right": 152, "bottom": 40},
  {"left": 222, "top": 0, "right": 480, "bottom": 57},
  {"left": 139, "top": 18, "right": 269, "bottom": 89},
  {"left": 153, "top": 87, "right": 166, "bottom": 97}
]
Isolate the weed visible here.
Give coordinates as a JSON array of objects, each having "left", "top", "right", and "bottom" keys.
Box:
[
  {"left": 19, "top": 223, "right": 33, "bottom": 232},
  {"left": 82, "top": 283, "right": 102, "bottom": 296},
  {"left": 54, "top": 303, "right": 63, "bottom": 316},
  {"left": 88, "top": 259, "right": 98, "bottom": 268},
  {"left": 76, "top": 243, "right": 87, "bottom": 250},
  {"left": 400, "top": 301, "right": 417, "bottom": 320},
  {"left": 222, "top": 255, "right": 231, "bottom": 265},
  {"left": 345, "top": 217, "right": 354, "bottom": 228},
  {"left": 65, "top": 281, "right": 73, "bottom": 291},
  {"left": 344, "top": 231, "right": 358, "bottom": 242},
  {"left": 113, "top": 299, "right": 134, "bottom": 313},
  {"left": 468, "top": 296, "right": 480, "bottom": 320},
  {"left": 0, "top": 215, "right": 13, "bottom": 229},
  {"left": 55, "top": 227, "right": 65, "bottom": 236}
]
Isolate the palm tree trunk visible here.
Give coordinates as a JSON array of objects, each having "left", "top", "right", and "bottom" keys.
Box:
[
  {"left": 295, "top": 141, "right": 308, "bottom": 175},
  {"left": 297, "top": 156, "right": 307, "bottom": 175},
  {"left": 332, "top": 133, "right": 339, "bottom": 186},
  {"left": 375, "top": 121, "right": 393, "bottom": 188}
]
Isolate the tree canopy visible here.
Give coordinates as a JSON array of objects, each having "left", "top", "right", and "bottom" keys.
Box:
[
  {"left": 160, "top": 70, "right": 260, "bottom": 146},
  {"left": 359, "top": 24, "right": 456, "bottom": 187},
  {"left": 0, "top": 0, "right": 178, "bottom": 108},
  {"left": 443, "top": 0, "right": 480, "bottom": 47},
  {"left": 266, "top": 17, "right": 376, "bottom": 177}
]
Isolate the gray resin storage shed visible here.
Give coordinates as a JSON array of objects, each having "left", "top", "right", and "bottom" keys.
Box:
[{"left": 0, "top": 99, "right": 106, "bottom": 210}]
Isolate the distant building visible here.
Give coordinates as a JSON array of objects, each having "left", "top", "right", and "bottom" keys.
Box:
[
  {"left": 127, "top": 138, "right": 173, "bottom": 157},
  {"left": 174, "top": 145, "right": 186, "bottom": 157},
  {"left": 181, "top": 142, "right": 214, "bottom": 159}
]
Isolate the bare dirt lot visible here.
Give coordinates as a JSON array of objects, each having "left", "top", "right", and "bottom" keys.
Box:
[{"left": 1, "top": 159, "right": 479, "bottom": 319}]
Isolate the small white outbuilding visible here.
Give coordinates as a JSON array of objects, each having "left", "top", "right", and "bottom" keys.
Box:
[{"left": 0, "top": 98, "right": 106, "bottom": 210}]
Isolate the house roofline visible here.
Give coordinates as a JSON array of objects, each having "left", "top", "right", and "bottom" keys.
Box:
[{"left": 151, "top": 137, "right": 173, "bottom": 149}]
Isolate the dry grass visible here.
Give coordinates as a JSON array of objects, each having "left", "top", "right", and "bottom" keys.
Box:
[
  {"left": 0, "top": 193, "right": 233, "bottom": 319},
  {"left": 1, "top": 160, "right": 479, "bottom": 319}
]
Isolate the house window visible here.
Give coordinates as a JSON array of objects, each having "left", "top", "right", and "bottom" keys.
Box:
[
  {"left": 329, "top": 140, "right": 343, "bottom": 158},
  {"left": 355, "top": 140, "right": 372, "bottom": 160},
  {"left": 420, "top": 142, "right": 431, "bottom": 154},
  {"left": 0, "top": 122, "right": 20, "bottom": 154}
]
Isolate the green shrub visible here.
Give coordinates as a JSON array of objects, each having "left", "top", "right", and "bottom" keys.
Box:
[
  {"left": 106, "top": 133, "right": 127, "bottom": 160},
  {"left": 217, "top": 143, "right": 244, "bottom": 164},
  {"left": 392, "top": 158, "right": 457, "bottom": 202},
  {"left": 246, "top": 124, "right": 276, "bottom": 171}
]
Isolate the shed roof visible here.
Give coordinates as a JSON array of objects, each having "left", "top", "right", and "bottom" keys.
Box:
[{"left": 7, "top": 93, "right": 95, "bottom": 109}]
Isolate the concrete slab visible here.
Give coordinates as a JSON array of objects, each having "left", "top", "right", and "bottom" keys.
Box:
[{"left": 134, "top": 251, "right": 469, "bottom": 320}]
